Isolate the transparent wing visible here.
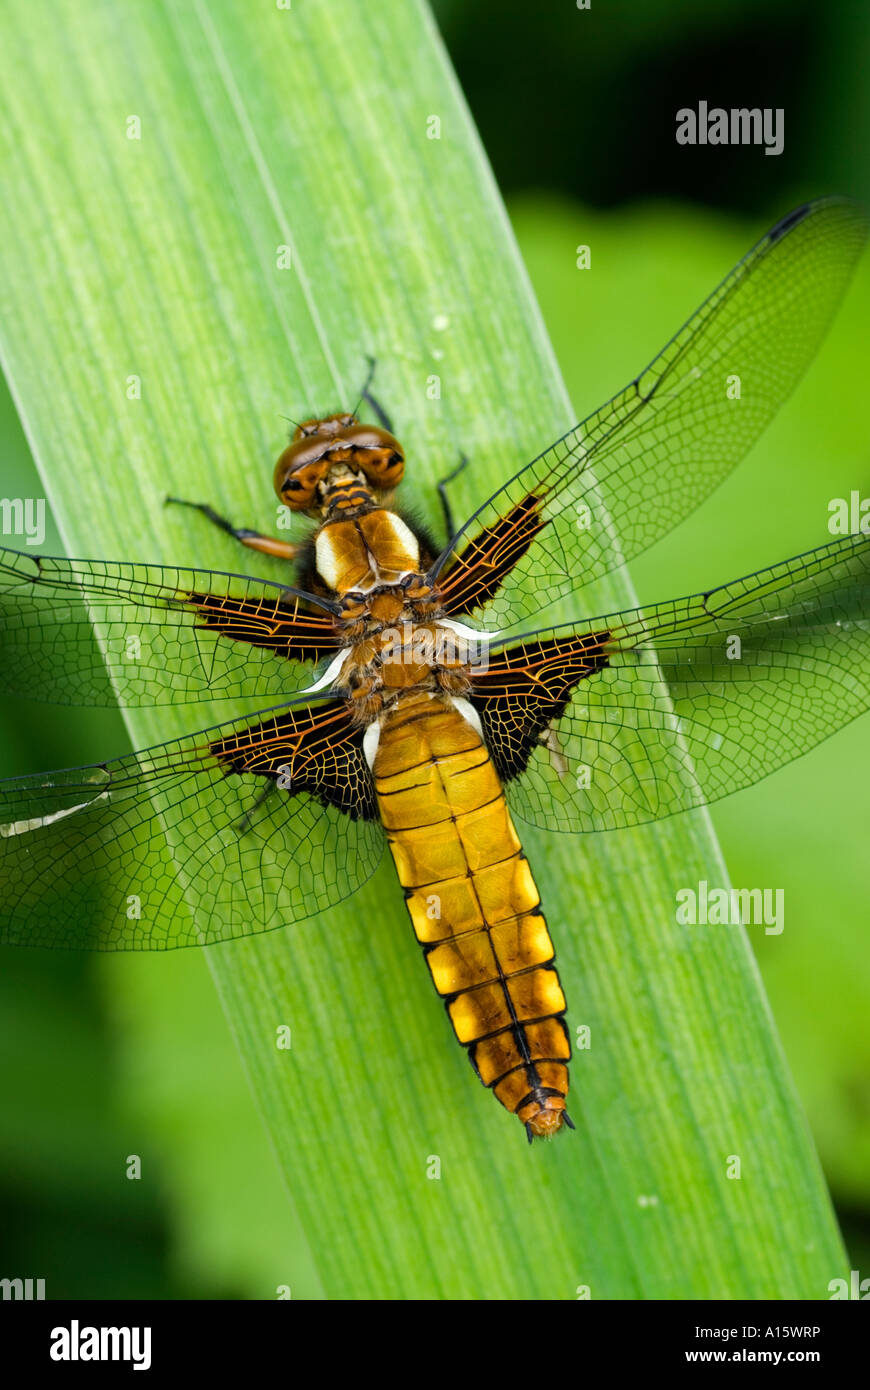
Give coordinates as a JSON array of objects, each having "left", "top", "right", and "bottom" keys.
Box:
[
  {"left": 0, "top": 695, "right": 384, "bottom": 950},
  {"left": 0, "top": 546, "right": 340, "bottom": 707},
  {"left": 434, "top": 199, "right": 867, "bottom": 629},
  {"left": 470, "top": 533, "right": 870, "bottom": 832}
]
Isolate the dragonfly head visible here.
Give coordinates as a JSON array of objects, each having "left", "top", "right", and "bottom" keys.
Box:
[{"left": 274, "top": 413, "right": 405, "bottom": 513}]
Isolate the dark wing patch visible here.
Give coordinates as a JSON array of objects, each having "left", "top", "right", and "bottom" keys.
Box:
[
  {"left": 210, "top": 698, "right": 376, "bottom": 820},
  {"left": 185, "top": 588, "right": 339, "bottom": 664},
  {"left": 471, "top": 632, "right": 610, "bottom": 779},
  {"left": 438, "top": 494, "right": 544, "bottom": 618}
]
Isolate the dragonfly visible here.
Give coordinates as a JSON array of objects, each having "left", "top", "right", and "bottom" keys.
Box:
[{"left": 1, "top": 197, "right": 869, "bottom": 1142}]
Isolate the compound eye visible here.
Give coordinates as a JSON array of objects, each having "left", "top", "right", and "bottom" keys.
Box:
[
  {"left": 275, "top": 471, "right": 315, "bottom": 510},
  {"left": 360, "top": 447, "right": 404, "bottom": 488},
  {"left": 341, "top": 425, "right": 405, "bottom": 489},
  {"left": 273, "top": 444, "right": 325, "bottom": 509}
]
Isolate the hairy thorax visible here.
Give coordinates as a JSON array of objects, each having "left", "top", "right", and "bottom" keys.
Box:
[{"left": 332, "top": 586, "right": 474, "bottom": 724}]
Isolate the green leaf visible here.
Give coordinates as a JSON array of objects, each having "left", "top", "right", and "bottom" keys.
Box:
[{"left": 0, "top": 0, "right": 848, "bottom": 1297}]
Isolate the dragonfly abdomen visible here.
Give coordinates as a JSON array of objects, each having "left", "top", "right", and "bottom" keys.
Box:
[{"left": 373, "top": 692, "right": 572, "bottom": 1140}]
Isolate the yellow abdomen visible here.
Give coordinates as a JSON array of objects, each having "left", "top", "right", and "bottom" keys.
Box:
[{"left": 373, "top": 692, "right": 571, "bottom": 1139}]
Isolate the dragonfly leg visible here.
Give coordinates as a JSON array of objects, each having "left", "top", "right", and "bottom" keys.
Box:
[
  {"left": 357, "top": 355, "right": 395, "bottom": 434},
  {"left": 234, "top": 780, "right": 280, "bottom": 837},
  {"left": 165, "top": 496, "right": 299, "bottom": 560},
  {"left": 437, "top": 453, "right": 470, "bottom": 545}
]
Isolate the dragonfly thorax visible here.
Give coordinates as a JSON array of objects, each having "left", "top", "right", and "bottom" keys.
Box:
[
  {"left": 315, "top": 509, "right": 422, "bottom": 594},
  {"left": 330, "top": 614, "right": 473, "bottom": 725}
]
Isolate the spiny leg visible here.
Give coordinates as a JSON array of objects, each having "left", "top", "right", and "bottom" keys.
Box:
[
  {"left": 165, "top": 495, "right": 300, "bottom": 561},
  {"left": 234, "top": 780, "right": 280, "bottom": 837},
  {"left": 437, "top": 453, "right": 470, "bottom": 546},
  {"left": 356, "top": 355, "right": 395, "bottom": 434}
]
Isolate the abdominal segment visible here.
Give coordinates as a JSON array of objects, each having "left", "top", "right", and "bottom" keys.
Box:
[{"left": 373, "top": 693, "right": 571, "bottom": 1139}]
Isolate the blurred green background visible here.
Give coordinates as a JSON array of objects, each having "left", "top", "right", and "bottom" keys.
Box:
[{"left": 1, "top": 0, "right": 868, "bottom": 1295}]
